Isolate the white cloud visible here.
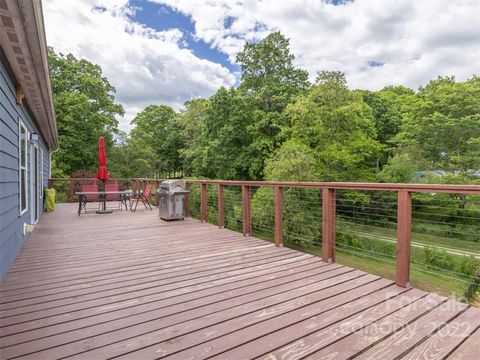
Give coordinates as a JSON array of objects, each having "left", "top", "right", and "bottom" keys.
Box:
[
  {"left": 44, "top": 0, "right": 480, "bottom": 133},
  {"left": 43, "top": 0, "right": 236, "bottom": 132},
  {"left": 154, "top": 0, "right": 480, "bottom": 89}
]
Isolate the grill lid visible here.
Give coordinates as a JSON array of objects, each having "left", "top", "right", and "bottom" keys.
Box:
[{"left": 160, "top": 179, "right": 186, "bottom": 191}]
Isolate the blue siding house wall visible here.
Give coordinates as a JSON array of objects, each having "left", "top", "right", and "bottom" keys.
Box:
[
  {"left": 0, "top": 0, "right": 58, "bottom": 279},
  {"left": 0, "top": 54, "right": 50, "bottom": 278}
]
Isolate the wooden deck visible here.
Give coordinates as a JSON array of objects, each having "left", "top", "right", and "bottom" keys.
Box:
[{"left": 1, "top": 203, "right": 479, "bottom": 360}]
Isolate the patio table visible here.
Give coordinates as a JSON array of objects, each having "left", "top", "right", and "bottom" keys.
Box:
[{"left": 75, "top": 190, "right": 133, "bottom": 215}]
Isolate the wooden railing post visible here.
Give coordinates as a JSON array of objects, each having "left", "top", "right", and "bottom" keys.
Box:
[
  {"left": 184, "top": 182, "right": 190, "bottom": 218},
  {"left": 242, "top": 185, "right": 251, "bottom": 236},
  {"left": 396, "top": 190, "right": 412, "bottom": 287},
  {"left": 217, "top": 183, "right": 224, "bottom": 228},
  {"left": 322, "top": 188, "right": 336, "bottom": 263},
  {"left": 200, "top": 183, "right": 207, "bottom": 223},
  {"left": 275, "top": 186, "right": 283, "bottom": 247},
  {"left": 154, "top": 179, "right": 159, "bottom": 206}
]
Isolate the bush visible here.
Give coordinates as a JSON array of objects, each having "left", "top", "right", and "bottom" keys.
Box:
[
  {"left": 423, "top": 246, "right": 454, "bottom": 270},
  {"left": 423, "top": 246, "right": 480, "bottom": 279},
  {"left": 456, "top": 256, "right": 480, "bottom": 277},
  {"left": 464, "top": 270, "right": 480, "bottom": 303}
]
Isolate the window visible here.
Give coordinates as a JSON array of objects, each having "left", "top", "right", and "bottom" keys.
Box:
[
  {"left": 39, "top": 148, "right": 43, "bottom": 198},
  {"left": 19, "top": 121, "right": 28, "bottom": 215}
]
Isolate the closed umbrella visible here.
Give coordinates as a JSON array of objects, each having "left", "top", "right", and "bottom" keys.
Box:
[{"left": 96, "top": 136, "right": 112, "bottom": 213}]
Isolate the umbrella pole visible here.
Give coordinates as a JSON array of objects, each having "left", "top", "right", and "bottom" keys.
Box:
[
  {"left": 96, "top": 180, "right": 113, "bottom": 214},
  {"left": 103, "top": 180, "right": 106, "bottom": 211}
]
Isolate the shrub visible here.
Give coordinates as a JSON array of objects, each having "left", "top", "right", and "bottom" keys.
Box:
[{"left": 464, "top": 270, "right": 480, "bottom": 303}]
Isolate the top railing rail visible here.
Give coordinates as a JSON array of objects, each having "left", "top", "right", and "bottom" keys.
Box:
[
  {"left": 48, "top": 177, "right": 479, "bottom": 194},
  {"left": 185, "top": 179, "right": 479, "bottom": 194}
]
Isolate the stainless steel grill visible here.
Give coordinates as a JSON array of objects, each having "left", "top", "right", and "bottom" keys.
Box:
[{"left": 157, "top": 180, "right": 189, "bottom": 220}]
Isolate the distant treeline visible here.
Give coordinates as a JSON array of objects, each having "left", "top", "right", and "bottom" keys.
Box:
[{"left": 48, "top": 32, "right": 480, "bottom": 186}]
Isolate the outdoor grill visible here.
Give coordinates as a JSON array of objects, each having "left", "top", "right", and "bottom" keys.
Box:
[{"left": 157, "top": 180, "right": 189, "bottom": 220}]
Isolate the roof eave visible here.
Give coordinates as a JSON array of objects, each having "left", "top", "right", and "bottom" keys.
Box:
[{"left": 0, "top": 0, "right": 58, "bottom": 150}]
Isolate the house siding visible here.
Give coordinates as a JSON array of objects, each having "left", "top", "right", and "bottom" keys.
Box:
[{"left": 0, "top": 50, "right": 51, "bottom": 279}]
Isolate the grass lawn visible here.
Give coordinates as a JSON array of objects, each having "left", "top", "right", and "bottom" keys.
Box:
[
  {"left": 335, "top": 251, "right": 469, "bottom": 300},
  {"left": 341, "top": 222, "right": 479, "bottom": 253}
]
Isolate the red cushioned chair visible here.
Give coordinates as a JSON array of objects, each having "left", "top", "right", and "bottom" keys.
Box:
[{"left": 132, "top": 183, "right": 153, "bottom": 212}]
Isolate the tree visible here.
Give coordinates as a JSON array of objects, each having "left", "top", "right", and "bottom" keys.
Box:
[
  {"left": 48, "top": 48, "right": 124, "bottom": 175},
  {"left": 107, "top": 131, "right": 130, "bottom": 177},
  {"left": 282, "top": 71, "right": 383, "bottom": 181},
  {"left": 108, "top": 130, "right": 158, "bottom": 178},
  {"left": 177, "top": 99, "right": 209, "bottom": 176},
  {"left": 130, "top": 105, "right": 183, "bottom": 177},
  {"left": 360, "top": 86, "right": 414, "bottom": 166},
  {"left": 379, "top": 153, "right": 420, "bottom": 183},
  {"left": 264, "top": 140, "right": 319, "bottom": 181},
  {"left": 395, "top": 76, "right": 480, "bottom": 178},
  {"left": 236, "top": 31, "right": 309, "bottom": 112},
  {"left": 200, "top": 87, "right": 255, "bottom": 179},
  {"left": 236, "top": 32, "right": 310, "bottom": 178}
]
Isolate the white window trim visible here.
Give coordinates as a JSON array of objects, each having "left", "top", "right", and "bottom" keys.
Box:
[
  {"left": 40, "top": 148, "right": 44, "bottom": 198},
  {"left": 19, "top": 119, "right": 28, "bottom": 216},
  {"left": 31, "top": 141, "right": 39, "bottom": 225}
]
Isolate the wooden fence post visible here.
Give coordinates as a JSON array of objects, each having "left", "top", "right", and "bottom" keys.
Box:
[
  {"left": 322, "top": 188, "right": 336, "bottom": 263},
  {"left": 275, "top": 186, "right": 283, "bottom": 247},
  {"left": 200, "top": 183, "right": 207, "bottom": 223},
  {"left": 396, "top": 191, "right": 412, "bottom": 287},
  {"left": 242, "top": 185, "right": 251, "bottom": 236},
  {"left": 217, "top": 184, "right": 224, "bottom": 228}
]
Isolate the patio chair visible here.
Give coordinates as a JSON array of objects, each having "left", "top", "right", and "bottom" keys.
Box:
[
  {"left": 132, "top": 183, "right": 153, "bottom": 212},
  {"left": 78, "top": 184, "right": 100, "bottom": 215},
  {"left": 104, "top": 183, "right": 128, "bottom": 210}
]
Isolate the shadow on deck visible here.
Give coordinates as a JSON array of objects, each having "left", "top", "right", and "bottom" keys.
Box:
[{"left": 0, "top": 203, "right": 478, "bottom": 359}]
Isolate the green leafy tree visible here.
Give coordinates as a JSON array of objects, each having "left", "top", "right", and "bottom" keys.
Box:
[
  {"left": 395, "top": 76, "right": 480, "bottom": 178},
  {"left": 177, "top": 99, "right": 209, "bottom": 176},
  {"left": 236, "top": 31, "right": 309, "bottom": 112},
  {"left": 129, "top": 105, "right": 183, "bottom": 177},
  {"left": 379, "top": 153, "right": 420, "bottom": 183},
  {"left": 236, "top": 32, "right": 310, "bottom": 178},
  {"left": 264, "top": 140, "right": 319, "bottom": 181},
  {"left": 108, "top": 130, "right": 158, "bottom": 178},
  {"left": 281, "top": 71, "right": 383, "bottom": 181},
  {"left": 200, "top": 87, "right": 255, "bottom": 179},
  {"left": 360, "top": 86, "right": 414, "bottom": 166},
  {"left": 48, "top": 48, "right": 124, "bottom": 175},
  {"left": 107, "top": 131, "right": 130, "bottom": 177}
]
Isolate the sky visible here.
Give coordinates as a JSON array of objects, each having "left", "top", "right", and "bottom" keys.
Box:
[{"left": 43, "top": 0, "right": 480, "bottom": 133}]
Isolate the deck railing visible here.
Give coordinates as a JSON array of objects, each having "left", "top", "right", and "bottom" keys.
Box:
[
  {"left": 184, "top": 180, "right": 480, "bottom": 291},
  {"left": 47, "top": 178, "right": 480, "bottom": 299},
  {"left": 47, "top": 178, "right": 163, "bottom": 204}
]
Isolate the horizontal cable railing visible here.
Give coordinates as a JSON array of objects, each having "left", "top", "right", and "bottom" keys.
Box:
[
  {"left": 184, "top": 179, "right": 480, "bottom": 303},
  {"left": 48, "top": 178, "right": 480, "bottom": 303}
]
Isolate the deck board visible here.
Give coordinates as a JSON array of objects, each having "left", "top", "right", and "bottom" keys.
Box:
[
  {"left": 304, "top": 292, "right": 444, "bottom": 360},
  {"left": 0, "top": 203, "right": 478, "bottom": 360},
  {"left": 447, "top": 327, "right": 480, "bottom": 360}
]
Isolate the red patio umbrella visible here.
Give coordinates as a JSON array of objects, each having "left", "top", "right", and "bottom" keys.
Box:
[
  {"left": 96, "top": 136, "right": 111, "bottom": 213},
  {"left": 97, "top": 136, "right": 109, "bottom": 182}
]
